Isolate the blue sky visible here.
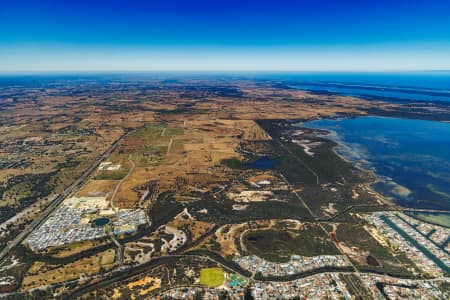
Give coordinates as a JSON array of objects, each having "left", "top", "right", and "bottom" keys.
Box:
[{"left": 1, "top": 0, "right": 450, "bottom": 72}]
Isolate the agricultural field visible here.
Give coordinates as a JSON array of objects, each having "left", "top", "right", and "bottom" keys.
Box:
[{"left": 1, "top": 77, "right": 446, "bottom": 298}]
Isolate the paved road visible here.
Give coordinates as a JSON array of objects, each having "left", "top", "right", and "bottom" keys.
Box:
[
  {"left": 2, "top": 261, "right": 441, "bottom": 300},
  {"left": 109, "top": 232, "right": 124, "bottom": 267},
  {"left": 3, "top": 125, "right": 448, "bottom": 295},
  {"left": 64, "top": 251, "right": 428, "bottom": 299},
  {"left": 66, "top": 254, "right": 243, "bottom": 299},
  {"left": 0, "top": 129, "right": 136, "bottom": 263}
]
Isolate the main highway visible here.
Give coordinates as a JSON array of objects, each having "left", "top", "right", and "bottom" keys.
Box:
[{"left": 0, "top": 129, "right": 136, "bottom": 263}]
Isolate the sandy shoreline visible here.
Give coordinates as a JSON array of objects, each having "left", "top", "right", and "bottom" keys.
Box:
[{"left": 296, "top": 119, "right": 395, "bottom": 207}]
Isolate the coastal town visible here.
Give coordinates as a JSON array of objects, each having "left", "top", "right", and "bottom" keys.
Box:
[
  {"left": 3, "top": 0, "right": 450, "bottom": 297},
  {"left": 154, "top": 270, "right": 450, "bottom": 300},
  {"left": 234, "top": 255, "right": 350, "bottom": 277},
  {"left": 365, "top": 212, "right": 449, "bottom": 277},
  {"left": 1, "top": 76, "right": 449, "bottom": 299},
  {"left": 251, "top": 273, "right": 352, "bottom": 299},
  {"left": 360, "top": 274, "right": 448, "bottom": 299}
]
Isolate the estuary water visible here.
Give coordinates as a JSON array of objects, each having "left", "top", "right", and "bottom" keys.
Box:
[
  {"left": 283, "top": 71, "right": 450, "bottom": 103},
  {"left": 301, "top": 116, "right": 450, "bottom": 211}
]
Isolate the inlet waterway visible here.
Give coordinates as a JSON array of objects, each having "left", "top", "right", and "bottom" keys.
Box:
[{"left": 301, "top": 116, "right": 450, "bottom": 212}]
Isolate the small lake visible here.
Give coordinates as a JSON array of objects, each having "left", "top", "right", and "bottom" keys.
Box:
[
  {"left": 244, "top": 157, "right": 274, "bottom": 170},
  {"left": 301, "top": 116, "right": 450, "bottom": 210},
  {"left": 93, "top": 217, "right": 110, "bottom": 227}
]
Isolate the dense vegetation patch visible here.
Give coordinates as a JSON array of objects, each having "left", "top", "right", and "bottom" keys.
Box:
[{"left": 244, "top": 227, "right": 339, "bottom": 263}]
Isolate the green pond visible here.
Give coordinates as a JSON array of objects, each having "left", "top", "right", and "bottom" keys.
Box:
[{"left": 93, "top": 217, "right": 110, "bottom": 227}]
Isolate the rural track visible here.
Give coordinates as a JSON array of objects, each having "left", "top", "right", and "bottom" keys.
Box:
[
  {"left": 110, "top": 154, "right": 135, "bottom": 211},
  {"left": 0, "top": 128, "right": 137, "bottom": 263},
  {"left": 276, "top": 139, "right": 320, "bottom": 185}
]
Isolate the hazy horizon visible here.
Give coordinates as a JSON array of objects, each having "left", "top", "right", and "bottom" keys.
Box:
[
  {"left": 2, "top": 68, "right": 450, "bottom": 75},
  {"left": 1, "top": 0, "right": 450, "bottom": 72}
]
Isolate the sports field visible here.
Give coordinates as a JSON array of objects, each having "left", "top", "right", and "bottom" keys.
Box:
[{"left": 199, "top": 268, "right": 225, "bottom": 287}]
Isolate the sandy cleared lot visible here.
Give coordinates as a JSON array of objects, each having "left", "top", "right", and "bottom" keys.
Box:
[{"left": 76, "top": 180, "right": 118, "bottom": 197}]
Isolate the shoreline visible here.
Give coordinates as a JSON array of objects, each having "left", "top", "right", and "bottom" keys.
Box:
[
  {"left": 298, "top": 116, "right": 450, "bottom": 213},
  {"left": 290, "top": 83, "right": 450, "bottom": 105},
  {"left": 289, "top": 83, "right": 450, "bottom": 123},
  {"left": 330, "top": 138, "right": 396, "bottom": 208},
  {"left": 403, "top": 211, "right": 450, "bottom": 228},
  {"left": 296, "top": 118, "right": 397, "bottom": 208}
]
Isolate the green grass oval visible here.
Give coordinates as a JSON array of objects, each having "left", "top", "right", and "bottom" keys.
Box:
[{"left": 199, "top": 267, "right": 224, "bottom": 288}]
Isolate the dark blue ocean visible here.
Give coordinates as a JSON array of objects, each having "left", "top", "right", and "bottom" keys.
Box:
[
  {"left": 302, "top": 116, "right": 450, "bottom": 211},
  {"left": 265, "top": 71, "right": 450, "bottom": 103},
  {"left": 286, "top": 72, "right": 450, "bottom": 210}
]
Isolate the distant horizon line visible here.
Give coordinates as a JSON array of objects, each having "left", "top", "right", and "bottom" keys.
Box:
[{"left": 1, "top": 69, "right": 450, "bottom": 76}]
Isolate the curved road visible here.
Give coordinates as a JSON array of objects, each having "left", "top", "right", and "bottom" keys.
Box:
[
  {"left": 65, "top": 250, "right": 425, "bottom": 299},
  {"left": 0, "top": 129, "right": 137, "bottom": 263}
]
